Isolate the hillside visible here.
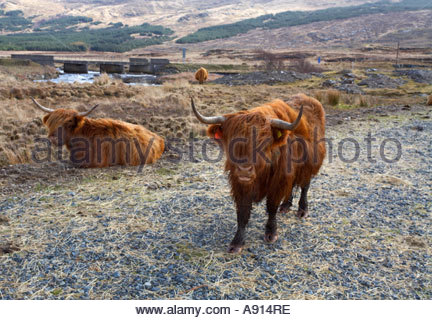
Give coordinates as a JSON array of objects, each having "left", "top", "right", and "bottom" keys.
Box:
[
  {"left": 0, "top": 0, "right": 431, "bottom": 53},
  {"left": 176, "top": 0, "right": 432, "bottom": 43},
  {"left": 157, "top": 10, "right": 432, "bottom": 52},
  {"left": 1, "top": 0, "right": 377, "bottom": 36}
]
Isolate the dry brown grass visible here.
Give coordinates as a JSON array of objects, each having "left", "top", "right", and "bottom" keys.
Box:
[
  {"left": 0, "top": 59, "right": 57, "bottom": 83},
  {"left": 427, "top": 94, "right": 432, "bottom": 106},
  {"left": 357, "top": 95, "right": 370, "bottom": 107},
  {"left": 162, "top": 79, "right": 191, "bottom": 90},
  {"left": 93, "top": 73, "right": 111, "bottom": 86},
  {"left": 0, "top": 66, "right": 427, "bottom": 167},
  {"left": 340, "top": 94, "right": 378, "bottom": 108},
  {"left": 314, "top": 90, "right": 384, "bottom": 109},
  {"left": 3, "top": 148, "right": 31, "bottom": 165},
  {"left": 292, "top": 58, "right": 324, "bottom": 74},
  {"left": 313, "top": 90, "right": 325, "bottom": 103},
  {"left": 326, "top": 89, "right": 341, "bottom": 106}
]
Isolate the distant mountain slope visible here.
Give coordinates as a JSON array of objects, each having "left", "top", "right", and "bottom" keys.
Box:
[
  {"left": 176, "top": 0, "right": 432, "bottom": 44},
  {"left": 1, "top": 0, "right": 430, "bottom": 53},
  {"left": 163, "top": 10, "right": 431, "bottom": 52},
  {"left": 1, "top": 0, "right": 377, "bottom": 36}
]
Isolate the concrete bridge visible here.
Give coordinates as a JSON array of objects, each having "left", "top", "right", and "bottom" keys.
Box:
[{"left": 10, "top": 54, "right": 170, "bottom": 74}]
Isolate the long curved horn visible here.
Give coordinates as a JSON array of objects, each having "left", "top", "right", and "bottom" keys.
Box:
[
  {"left": 31, "top": 97, "right": 54, "bottom": 113},
  {"left": 78, "top": 104, "right": 99, "bottom": 117},
  {"left": 270, "top": 105, "right": 303, "bottom": 131},
  {"left": 191, "top": 97, "right": 225, "bottom": 124}
]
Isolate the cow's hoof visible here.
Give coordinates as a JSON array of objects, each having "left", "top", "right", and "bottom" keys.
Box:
[
  {"left": 227, "top": 244, "right": 243, "bottom": 254},
  {"left": 296, "top": 209, "right": 309, "bottom": 219},
  {"left": 264, "top": 232, "right": 278, "bottom": 243}
]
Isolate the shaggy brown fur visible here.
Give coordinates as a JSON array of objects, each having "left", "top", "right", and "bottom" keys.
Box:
[
  {"left": 41, "top": 109, "right": 164, "bottom": 168},
  {"left": 206, "top": 94, "right": 326, "bottom": 253},
  {"left": 195, "top": 67, "right": 208, "bottom": 84}
]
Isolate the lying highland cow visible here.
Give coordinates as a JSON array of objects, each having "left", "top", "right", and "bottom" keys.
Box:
[
  {"left": 195, "top": 67, "right": 208, "bottom": 84},
  {"left": 191, "top": 94, "right": 326, "bottom": 253},
  {"left": 32, "top": 98, "right": 164, "bottom": 168}
]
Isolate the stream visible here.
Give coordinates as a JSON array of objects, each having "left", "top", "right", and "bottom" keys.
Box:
[{"left": 36, "top": 69, "right": 159, "bottom": 85}]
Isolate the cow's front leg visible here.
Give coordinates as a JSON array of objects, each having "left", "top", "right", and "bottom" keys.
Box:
[
  {"left": 228, "top": 200, "right": 252, "bottom": 254},
  {"left": 265, "top": 198, "right": 279, "bottom": 243}
]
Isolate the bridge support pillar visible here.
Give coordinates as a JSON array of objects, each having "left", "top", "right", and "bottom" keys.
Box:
[
  {"left": 100, "top": 64, "right": 124, "bottom": 74},
  {"left": 64, "top": 63, "right": 88, "bottom": 74}
]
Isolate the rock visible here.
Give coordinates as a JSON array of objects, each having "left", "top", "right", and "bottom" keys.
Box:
[
  {"left": 344, "top": 73, "right": 357, "bottom": 79},
  {"left": 322, "top": 79, "right": 337, "bottom": 87},
  {"left": 340, "top": 69, "right": 352, "bottom": 75},
  {"left": 335, "top": 84, "right": 364, "bottom": 94},
  {"left": 394, "top": 69, "right": 432, "bottom": 84},
  {"left": 358, "top": 74, "right": 406, "bottom": 88},
  {"left": 341, "top": 77, "right": 355, "bottom": 84}
]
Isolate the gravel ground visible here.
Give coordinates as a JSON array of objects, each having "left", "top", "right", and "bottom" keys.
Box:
[
  {"left": 212, "top": 71, "right": 312, "bottom": 86},
  {"left": 0, "top": 105, "right": 431, "bottom": 299}
]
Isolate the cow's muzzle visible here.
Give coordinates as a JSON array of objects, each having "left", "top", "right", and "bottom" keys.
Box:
[{"left": 235, "top": 164, "right": 255, "bottom": 184}]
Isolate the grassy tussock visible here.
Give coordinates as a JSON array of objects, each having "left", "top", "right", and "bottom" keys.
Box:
[
  {"left": 343, "top": 94, "right": 377, "bottom": 108},
  {"left": 315, "top": 90, "right": 380, "bottom": 108},
  {"left": 0, "top": 59, "right": 57, "bottom": 82},
  {"left": 3, "top": 148, "right": 31, "bottom": 165},
  {"left": 163, "top": 79, "right": 191, "bottom": 90},
  {"left": 358, "top": 95, "right": 370, "bottom": 107},
  {"left": 325, "top": 89, "right": 341, "bottom": 106},
  {"left": 93, "top": 73, "right": 111, "bottom": 86},
  {"left": 313, "top": 90, "right": 325, "bottom": 103}
]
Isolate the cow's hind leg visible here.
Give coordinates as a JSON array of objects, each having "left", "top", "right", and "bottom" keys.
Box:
[
  {"left": 228, "top": 200, "right": 252, "bottom": 254},
  {"left": 265, "top": 197, "right": 281, "bottom": 243},
  {"left": 297, "top": 183, "right": 310, "bottom": 219},
  {"left": 279, "top": 194, "right": 293, "bottom": 213}
]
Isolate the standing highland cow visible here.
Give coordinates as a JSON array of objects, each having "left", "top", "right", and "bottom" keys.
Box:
[
  {"left": 191, "top": 94, "right": 326, "bottom": 253},
  {"left": 31, "top": 98, "right": 164, "bottom": 168},
  {"left": 195, "top": 67, "right": 208, "bottom": 84}
]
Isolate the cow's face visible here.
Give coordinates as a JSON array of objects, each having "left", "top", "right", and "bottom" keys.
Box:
[
  {"left": 42, "top": 109, "right": 84, "bottom": 146},
  {"left": 208, "top": 112, "right": 289, "bottom": 185}
]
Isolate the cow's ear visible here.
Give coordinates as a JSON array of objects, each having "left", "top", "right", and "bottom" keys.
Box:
[
  {"left": 207, "top": 124, "right": 223, "bottom": 140},
  {"left": 42, "top": 114, "right": 50, "bottom": 124},
  {"left": 271, "top": 127, "right": 289, "bottom": 148}
]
